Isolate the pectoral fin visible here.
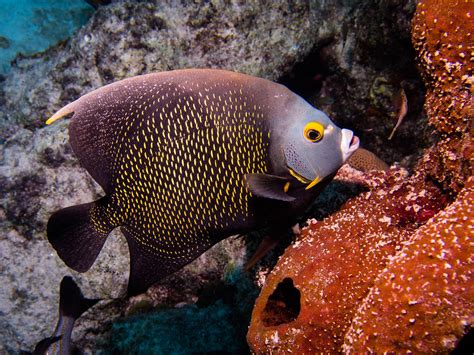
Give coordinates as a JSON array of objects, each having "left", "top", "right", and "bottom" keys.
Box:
[
  {"left": 244, "top": 235, "right": 280, "bottom": 271},
  {"left": 245, "top": 173, "right": 295, "bottom": 202}
]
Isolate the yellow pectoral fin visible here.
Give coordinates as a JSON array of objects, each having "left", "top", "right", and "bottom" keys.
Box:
[{"left": 305, "top": 176, "right": 321, "bottom": 190}]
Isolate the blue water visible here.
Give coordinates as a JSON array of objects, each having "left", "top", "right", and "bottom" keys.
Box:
[{"left": 0, "top": 0, "right": 94, "bottom": 74}]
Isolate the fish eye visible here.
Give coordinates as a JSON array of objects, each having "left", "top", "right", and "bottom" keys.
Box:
[{"left": 303, "top": 122, "right": 324, "bottom": 143}]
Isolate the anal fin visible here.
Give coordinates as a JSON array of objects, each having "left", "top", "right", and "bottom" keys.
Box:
[{"left": 121, "top": 227, "right": 171, "bottom": 297}]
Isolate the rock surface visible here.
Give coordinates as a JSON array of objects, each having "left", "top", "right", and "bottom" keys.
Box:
[
  {"left": 0, "top": 0, "right": 428, "bottom": 352},
  {"left": 0, "top": 0, "right": 318, "bottom": 129},
  {"left": 281, "top": 0, "right": 430, "bottom": 167},
  {"left": 0, "top": 0, "right": 94, "bottom": 74}
]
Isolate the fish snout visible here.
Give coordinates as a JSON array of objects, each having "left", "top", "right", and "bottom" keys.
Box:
[{"left": 341, "top": 129, "right": 360, "bottom": 162}]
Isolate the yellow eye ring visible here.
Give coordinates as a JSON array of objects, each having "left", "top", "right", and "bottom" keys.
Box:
[{"left": 303, "top": 122, "right": 324, "bottom": 142}]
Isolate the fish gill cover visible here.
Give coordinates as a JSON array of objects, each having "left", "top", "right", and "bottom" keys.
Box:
[{"left": 0, "top": 0, "right": 94, "bottom": 74}]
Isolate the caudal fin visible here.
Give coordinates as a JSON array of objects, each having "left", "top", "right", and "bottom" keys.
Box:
[
  {"left": 47, "top": 198, "right": 113, "bottom": 272},
  {"left": 60, "top": 276, "right": 100, "bottom": 319}
]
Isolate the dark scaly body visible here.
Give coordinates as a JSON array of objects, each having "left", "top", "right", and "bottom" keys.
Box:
[
  {"left": 89, "top": 76, "right": 271, "bottom": 270},
  {"left": 47, "top": 69, "right": 359, "bottom": 295},
  {"left": 65, "top": 71, "right": 299, "bottom": 292}
]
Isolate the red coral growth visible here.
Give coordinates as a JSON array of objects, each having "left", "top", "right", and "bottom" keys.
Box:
[
  {"left": 412, "top": 0, "right": 473, "bottom": 193},
  {"left": 247, "top": 169, "right": 447, "bottom": 353},
  {"left": 343, "top": 177, "right": 474, "bottom": 353},
  {"left": 412, "top": 0, "right": 472, "bottom": 133},
  {"left": 392, "top": 182, "right": 448, "bottom": 227}
]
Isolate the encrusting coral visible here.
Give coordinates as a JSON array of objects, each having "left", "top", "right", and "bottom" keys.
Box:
[
  {"left": 343, "top": 177, "right": 473, "bottom": 352},
  {"left": 247, "top": 0, "right": 473, "bottom": 352},
  {"left": 412, "top": 0, "right": 473, "bottom": 194},
  {"left": 247, "top": 168, "right": 447, "bottom": 352}
]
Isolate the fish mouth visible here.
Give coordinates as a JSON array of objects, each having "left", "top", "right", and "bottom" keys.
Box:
[
  {"left": 288, "top": 167, "right": 321, "bottom": 190},
  {"left": 341, "top": 129, "right": 360, "bottom": 162}
]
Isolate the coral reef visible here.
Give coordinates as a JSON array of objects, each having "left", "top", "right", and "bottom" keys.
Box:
[
  {"left": 412, "top": 0, "right": 473, "bottom": 193},
  {"left": 247, "top": 0, "right": 473, "bottom": 352},
  {"left": 343, "top": 177, "right": 473, "bottom": 352},
  {"left": 248, "top": 168, "right": 472, "bottom": 353},
  {"left": 412, "top": 0, "right": 472, "bottom": 134},
  {"left": 247, "top": 168, "right": 447, "bottom": 352}
]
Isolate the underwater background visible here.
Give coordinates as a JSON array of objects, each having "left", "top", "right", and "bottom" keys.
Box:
[
  {"left": 0, "top": 0, "right": 472, "bottom": 353},
  {"left": 0, "top": 0, "right": 94, "bottom": 75}
]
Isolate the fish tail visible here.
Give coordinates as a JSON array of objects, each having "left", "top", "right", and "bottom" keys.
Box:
[
  {"left": 32, "top": 336, "right": 62, "bottom": 355},
  {"left": 59, "top": 276, "right": 100, "bottom": 319},
  {"left": 47, "top": 197, "right": 114, "bottom": 273}
]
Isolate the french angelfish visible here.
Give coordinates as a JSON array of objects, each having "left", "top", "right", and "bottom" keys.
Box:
[
  {"left": 46, "top": 69, "right": 359, "bottom": 296},
  {"left": 32, "top": 276, "right": 99, "bottom": 355}
]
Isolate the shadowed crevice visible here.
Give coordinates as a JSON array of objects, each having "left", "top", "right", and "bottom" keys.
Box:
[{"left": 261, "top": 278, "right": 301, "bottom": 327}]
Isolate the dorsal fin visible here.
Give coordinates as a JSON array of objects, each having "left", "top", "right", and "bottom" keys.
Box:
[{"left": 46, "top": 101, "right": 78, "bottom": 125}]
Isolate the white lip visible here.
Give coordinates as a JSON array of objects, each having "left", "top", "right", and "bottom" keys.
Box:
[{"left": 341, "top": 129, "right": 360, "bottom": 162}]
